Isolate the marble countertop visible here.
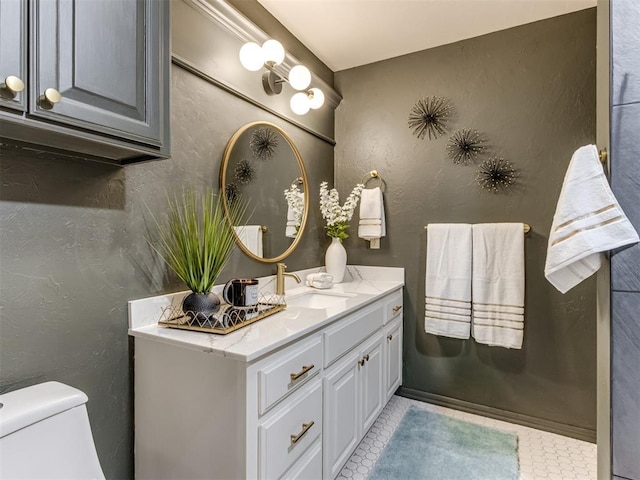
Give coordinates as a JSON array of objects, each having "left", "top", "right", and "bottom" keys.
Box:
[{"left": 128, "top": 266, "right": 404, "bottom": 363}]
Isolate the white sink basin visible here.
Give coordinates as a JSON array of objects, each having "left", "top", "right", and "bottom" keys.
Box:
[{"left": 287, "top": 291, "right": 357, "bottom": 309}]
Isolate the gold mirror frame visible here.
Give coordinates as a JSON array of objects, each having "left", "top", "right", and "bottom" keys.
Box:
[{"left": 220, "top": 121, "right": 309, "bottom": 263}]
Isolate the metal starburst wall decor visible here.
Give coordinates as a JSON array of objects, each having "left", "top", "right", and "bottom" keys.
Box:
[
  {"left": 447, "top": 129, "right": 487, "bottom": 165},
  {"left": 234, "top": 159, "right": 255, "bottom": 185},
  {"left": 476, "top": 157, "right": 517, "bottom": 193},
  {"left": 408, "top": 96, "right": 453, "bottom": 140},
  {"left": 250, "top": 127, "right": 279, "bottom": 160}
]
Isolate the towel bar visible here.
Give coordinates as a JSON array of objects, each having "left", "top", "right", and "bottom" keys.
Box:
[
  {"left": 424, "top": 224, "right": 531, "bottom": 233},
  {"left": 599, "top": 148, "right": 607, "bottom": 164}
]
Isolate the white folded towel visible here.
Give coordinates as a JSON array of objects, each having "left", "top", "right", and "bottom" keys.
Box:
[
  {"left": 545, "top": 145, "right": 639, "bottom": 293},
  {"left": 472, "top": 223, "right": 525, "bottom": 349},
  {"left": 358, "top": 187, "right": 386, "bottom": 249},
  {"left": 424, "top": 224, "right": 473, "bottom": 339},
  {"left": 285, "top": 189, "right": 304, "bottom": 238},
  {"left": 306, "top": 272, "right": 334, "bottom": 288},
  {"left": 234, "top": 225, "right": 263, "bottom": 258}
]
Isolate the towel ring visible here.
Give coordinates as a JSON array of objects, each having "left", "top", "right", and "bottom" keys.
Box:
[{"left": 360, "top": 170, "right": 385, "bottom": 188}]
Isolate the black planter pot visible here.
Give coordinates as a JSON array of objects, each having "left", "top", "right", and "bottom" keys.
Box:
[{"left": 182, "top": 292, "right": 221, "bottom": 324}]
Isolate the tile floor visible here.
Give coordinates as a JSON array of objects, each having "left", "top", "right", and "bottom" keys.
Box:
[{"left": 337, "top": 395, "right": 597, "bottom": 480}]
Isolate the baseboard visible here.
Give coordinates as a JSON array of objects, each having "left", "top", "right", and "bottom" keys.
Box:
[{"left": 397, "top": 387, "right": 596, "bottom": 443}]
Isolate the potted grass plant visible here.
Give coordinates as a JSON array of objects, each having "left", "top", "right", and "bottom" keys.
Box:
[{"left": 149, "top": 188, "right": 246, "bottom": 323}]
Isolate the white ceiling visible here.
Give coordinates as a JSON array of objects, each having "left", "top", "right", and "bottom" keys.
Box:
[{"left": 256, "top": 0, "right": 596, "bottom": 72}]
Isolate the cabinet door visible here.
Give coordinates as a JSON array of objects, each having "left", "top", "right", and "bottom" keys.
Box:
[
  {"left": 0, "top": 0, "right": 27, "bottom": 112},
  {"left": 323, "top": 351, "right": 360, "bottom": 480},
  {"left": 31, "top": 0, "right": 165, "bottom": 145},
  {"left": 359, "top": 333, "right": 384, "bottom": 435},
  {"left": 385, "top": 318, "right": 403, "bottom": 401}
]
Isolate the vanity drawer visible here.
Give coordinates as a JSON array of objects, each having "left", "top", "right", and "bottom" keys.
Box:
[
  {"left": 384, "top": 290, "right": 403, "bottom": 325},
  {"left": 258, "top": 335, "right": 322, "bottom": 415},
  {"left": 280, "top": 439, "right": 322, "bottom": 480},
  {"left": 258, "top": 380, "right": 322, "bottom": 480},
  {"left": 324, "top": 302, "right": 383, "bottom": 367}
]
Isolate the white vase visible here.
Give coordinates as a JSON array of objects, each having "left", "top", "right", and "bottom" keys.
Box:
[{"left": 325, "top": 237, "right": 347, "bottom": 283}]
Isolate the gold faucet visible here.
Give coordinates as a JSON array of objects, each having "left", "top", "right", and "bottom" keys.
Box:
[{"left": 276, "top": 263, "right": 301, "bottom": 295}]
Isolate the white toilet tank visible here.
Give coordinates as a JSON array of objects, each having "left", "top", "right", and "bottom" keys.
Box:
[{"left": 0, "top": 381, "right": 105, "bottom": 480}]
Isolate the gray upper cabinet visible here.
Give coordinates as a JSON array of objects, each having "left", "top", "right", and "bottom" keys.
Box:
[
  {"left": 32, "top": 0, "right": 161, "bottom": 145},
  {"left": 0, "top": 0, "right": 27, "bottom": 113},
  {"left": 0, "top": 0, "right": 170, "bottom": 165}
]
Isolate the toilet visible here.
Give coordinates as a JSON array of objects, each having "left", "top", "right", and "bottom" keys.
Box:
[{"left": 0, "top": 381, "right": 105, "bottom": 479}]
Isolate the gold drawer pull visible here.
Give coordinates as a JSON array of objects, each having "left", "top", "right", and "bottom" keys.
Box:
[
  {"left": 387, "top": 333, "right": 393, "bottom": 341},
  {"left": 364, "top": 354, "right": 370, "bottom": 362},
  {"left": 392, "top": 305, "right": 402, "bottom": 313},
  {"left": 290, "top": 421, "right": 314, "bottom": 445},
  {"left": 358, "top": 358, "right": 365, "bottom": 367},
  {"left": 290, "top": 364, "right": 314, "bottom": 382}
]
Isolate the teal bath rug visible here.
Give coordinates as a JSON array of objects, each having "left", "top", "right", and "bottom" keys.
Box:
[{"left": 368, "top": 405, "right": 519, "bottom": 480}]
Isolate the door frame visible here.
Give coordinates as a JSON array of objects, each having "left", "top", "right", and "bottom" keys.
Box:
[{"left": 596, "top": 1, "right": 611, "bottom": 479}]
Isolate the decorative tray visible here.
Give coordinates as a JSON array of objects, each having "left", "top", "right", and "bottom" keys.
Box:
[{"left": 158, "top": 291, "right": 286, "bottom": 335}]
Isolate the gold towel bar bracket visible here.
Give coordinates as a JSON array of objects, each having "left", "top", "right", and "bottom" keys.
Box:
[
  {"left": 360, "top": 169, "right": 385, "bottom": 187},
  {"left": 599, "top": 148, "right": 607, "bottom": 164},
  {"left": 260, "top": 225, "right": 267, "bottom": 233},
  {"left": 424, "top": 223, "right": 531, "bottom": 233}
]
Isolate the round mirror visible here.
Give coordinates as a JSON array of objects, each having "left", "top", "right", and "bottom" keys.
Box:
[{"left": 220, "top": 122, "right": 309, "bottom": 263}]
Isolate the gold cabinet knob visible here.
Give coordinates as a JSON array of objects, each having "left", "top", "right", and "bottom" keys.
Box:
[
  {"left": 38, "top": 88, "right": 62, "bottom": 109},
  {"left": 43, "top": 88, "right": 62, "bottom": 104},
  {"left": 1, "top": 75, "right": 25, "bottom": 94}
]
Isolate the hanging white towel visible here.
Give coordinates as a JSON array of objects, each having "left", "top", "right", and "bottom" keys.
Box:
[
  {"left": 424, "top": 224, "right": 472, "bottom": 339},
  {"left": 358, "top": 187, "right": 386, "bottom": 249},
  {"left": 285, "top": 190, "right": 304, "bottom": 238},
  {"left": 234, "top": 225, "right": 263, "bottom": 258},
  {"left": 472, "top": 223, "right": 525, "bottom": 349},
  {"left": 545, "top": 145, "right": 639, "bottom": 293}
]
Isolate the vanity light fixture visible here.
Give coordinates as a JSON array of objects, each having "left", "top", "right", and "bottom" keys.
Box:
[
  {"left": 239, "top": 39, "right": 324, "bottom": 115},
  {"left": 290, "top": 88, "right": 325, "bottom": 115}
]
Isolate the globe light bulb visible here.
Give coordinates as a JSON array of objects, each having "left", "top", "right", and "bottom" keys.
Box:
[
  {"left": 290, "top": 92, "right": 311, "bottom": 115},
  {"left": 308, "top": 88, "right": 325, "bottom": 109},
  {"left": 288, "top": 65, "right": 311, "bottom": 90},
  {"left": 262, "top": 39, "right": 285, "bottom": 66},
  {"left": 239, "top": 42, "right": 264, "bottom": 71}
]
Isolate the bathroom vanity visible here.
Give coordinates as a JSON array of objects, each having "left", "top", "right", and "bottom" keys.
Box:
[{"left": 129, "top": 266, "right": 403, "bottom": 479}]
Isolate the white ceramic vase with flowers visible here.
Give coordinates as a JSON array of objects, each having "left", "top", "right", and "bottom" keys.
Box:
[{"left": 319, "top": 181, "right": 364, "bottom": 283}]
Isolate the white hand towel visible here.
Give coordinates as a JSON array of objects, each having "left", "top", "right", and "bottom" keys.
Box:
[
  {"left": 424, "top": 224, "right": 472, "bottom": 339},
  {"left": 285, "top": 190, "right": 304, "bottom": 238},
  {"left": 358, "top": 187, "right": 386, "bottom": 249},
  {"left": 234, "top": 225, "right": 263, "bottom": 258},
  {"left": 545, "top": 145, "right": 639, "bottom": 293},
  {"left": 472, "top": 223, "right": 525, "bottom": 349}
]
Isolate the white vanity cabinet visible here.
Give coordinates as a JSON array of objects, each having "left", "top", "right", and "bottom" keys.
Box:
[
  {"left": 132, "top": 281, "right": 403, "bottom": 480},
  {"left": 384, "top": 317, "right": 403, "bottom": 402},
  {"left": 383, "top": 289, "right": 404, "bottom": 403}
]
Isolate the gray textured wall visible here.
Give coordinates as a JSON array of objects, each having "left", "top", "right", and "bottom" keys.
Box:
[
  {"left": 334, "top": 10, "right": 597, "bottom": 437},
  {"left": 610, "top": 0, "right": 640, "bottom": 478},
  {"left": 0, "top": 65, "right": 333, "bottom": 479}
]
